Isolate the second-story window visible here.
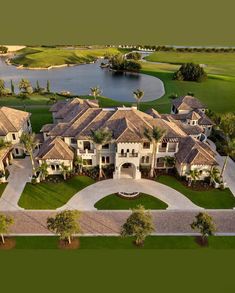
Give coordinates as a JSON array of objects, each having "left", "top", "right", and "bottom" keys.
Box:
[
  {"left": 71, "top": 138, "right": 77, "bottom": 144},
  {"left": 143, "top": 142, "right": 150, "bottom": 149},
  {"left": 27, "top": 120, "right": 30, "bottom": 127},
  {"left": 102, "top": 144, "right": 109, "bottom": 149},
  {"left": 161, "top": 142, "right": 167, "bottom": 148},
  {"left": 12, "top": 133, "right": 16, "bottom": 140},
  {"left": 83, "top": 141, "right": 91, "bottom": 150}
]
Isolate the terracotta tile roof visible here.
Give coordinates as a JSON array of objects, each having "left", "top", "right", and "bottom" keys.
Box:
[
  {"left": 172, "top": 95, "right": 205, "bottom": 111},
  {"left": 186, "top": 111, "right": 201, "bottom": 120},
  {"left": 40, "top": 124, "right": 55, "bottom": 132},
  {"left": 0, "top": 146, "right": 12, "bottom": 162},
  {"left": 176, "top": 137, "right": 217, "bottom": 166},
  {"left": 37, "top": 137, "right": 74, "bottom": 160},
  {"left": 49, "top": 100, "right": 67, "bottom": 112},
  {"left": 0, "top": 107, "right": 30, "bottom": 135}
]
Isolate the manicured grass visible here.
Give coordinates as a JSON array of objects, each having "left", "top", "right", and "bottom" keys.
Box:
[
  {"left": 18, "top": 175, "right": 95, "bottom": 209},
  {"left": 145, "top": 51, "right": 235, "bottom": 76},
  {"left": 9, "top": 236, "right": 235, "bottom": 249},
  {"left": 156, "top": 175, "right": 235, "bottom": 209},
  {"left": 12, "top": 46, "right": 121, "bottom": 68},
  {"left": 26, "top": 106, "right": 53, "bottom": 133},
  {"left": 140, "top": 63, "right": 235, "bottom": 114},
  {"left": 0, "top": 183, "right": 7, "bottom": 197},
  {"left": 94, "top": 193, "right": 168, "bottom": 210}
]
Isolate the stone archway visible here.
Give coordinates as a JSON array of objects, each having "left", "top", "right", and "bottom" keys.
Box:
[{"left": 113, "top": 162, "right": 141, "bottom": 179}]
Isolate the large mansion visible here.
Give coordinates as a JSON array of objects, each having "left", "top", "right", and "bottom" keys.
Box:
[{"left": 35, "top": 95, "right": 216, "bottom": 180}]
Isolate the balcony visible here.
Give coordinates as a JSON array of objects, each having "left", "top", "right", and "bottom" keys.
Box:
[
  {"left": 78, "top": 149, "right": 95, "bottom": 155},
  {"left": 168, "top": 147, "right": 177, "bottom": 153},
  {"left": 158, "top": 147, "right": 167, "bottom": 153},
  {"left": 118, "top": 152, "right": 139, "bottom": 158}
]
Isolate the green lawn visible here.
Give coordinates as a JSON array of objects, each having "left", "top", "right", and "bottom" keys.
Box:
[
  {"left": 0, "top": 183, "right": 7, "bottom": 197},
  {"left": 9, "top": 236, "right": 235, "bottom": 249},
  {"left": 94, "top": 193, "right": 168, "bottom": 210},
  {"left": 12, "top": 46, "right": 121, "bottom": 68},
  {"left": 156, "top": 175, "right": 235, "bottom": 209},
  {"left": 18, "top": 175, "right": 94, "bottom": 209},
  {"left": 145, "top": 51, "right": 235, "bottom": 76},
  {"left": 26, "top": 106, "right": 52, "bottom": 133}
]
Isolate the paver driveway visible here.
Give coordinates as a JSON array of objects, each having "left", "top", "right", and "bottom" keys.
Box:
[
  {"left": 0, "top": 157, "right": 32, "bottom": 211},
  {"left": 57, "top": 178, "right": 201, "bottom": 211}
]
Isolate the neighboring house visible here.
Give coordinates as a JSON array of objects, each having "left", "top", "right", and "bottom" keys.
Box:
[
  {"left": 37, "top": 97, "right": 217, "bottom": 180},
  {"left": 170, "top": 95, "right": 214, "bottom": 137},
  {"left": 0, "top": 107, "right": 32, "bottom": 157}
]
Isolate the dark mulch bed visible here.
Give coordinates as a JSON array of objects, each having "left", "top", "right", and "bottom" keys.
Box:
[
  {"left": 58, "top": 238, "right": 80, "bottom": 250},
  {"left": 195, "top": 236, "right": 208, "bottom": 247},
  {"left": 0, "top": 238, "right": 16, "bottom": 250}
]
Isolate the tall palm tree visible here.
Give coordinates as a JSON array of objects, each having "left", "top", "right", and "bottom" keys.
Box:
[
  {"left": 187, "top": 169, "right": 200, "bottom": 186},
  {"left": 0, "top": 139, "right": 12, "bottom": 150},
  {"left": 90, "top": 127, "right": 112, "bottom": 179},
  {"left": 20, "top": 132, "right": 38, "bottom": 175},
  {"left": 221, "top": 138, "right": 235, "bottom": 177},
  {"left": 90, "top": 86, "right": 102, "bottom": 100},
  {"left": 37, "top": 162, "right": 49, "bottom": 181},
  {"left": 207, "top": 166, "right": 220, "bottom": 186},
  {"left": 60, "top": 163, "right": 71, "bottom": 180},
  {"left": 133, "top": 89, "right": 144, "bottom": 109},
  {"left": 144, "top": 127, "right": 166, "bottom": 177}
]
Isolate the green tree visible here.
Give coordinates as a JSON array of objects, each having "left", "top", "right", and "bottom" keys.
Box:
[
  {"left": 163, "top": 156, "right": 175, "bottom": 173},
  {"left": 220, "top": 112, "right": 235, "bottom": 139},
  {"left": 47, "top": 210, "right": 81, "bottom": 245},
  {"left": 133, "top": 89, "right": 144, "bottom": 109},
  {"left": 187, "top": 169, "right": 200, "bottom": 186},
  {"left": 207, "top": 166, "right": 220, "bottom": 186},
  {"left": 37, "top": 162, "right": 49, "bottom": 181},
  {"left": 10, "top": 80, "right": 15, "bottom": 95},
  {"left": 126, "top": 52, "right": 141, "bottom": 60},
  {"left": 90, "top": 86, "right": 102, "bottom": 99},
  {"left": 0, "top": 79, "right": 5, "bottom": 95},
  {"left": 74, "top": 156, "right": 83, "bottom": 174},
  {"left": 60, "top": 163, "right": 71, "bottom": 180},
  {"left": 191, "top": 212, "right": 216, "bottom": 245},
  {"left": 144, "top": 127, "right": 166, "bottom": 177},
  {"left": 173, "top": 63, "right": 207, "bottom": 82},
  {"left": 46, "top": 80, "right": 51, "bottom": 93},
  {"left": 121, "top": 205, "right": 154, "bottom": 246},
  {"left": 20, "top": 132, "right": 38, "bottom": 175},
  {"left": 0, "top": 214, "right": 14, "bottom": 244},
  {"left": 0, "top": 46, "right": 8, "bottom": 54},
  {"left": 91, "top": 127, "right": 112, "bottom": 179},
  {"left": 221, "top": 138, "right": 235, "bottom": 177},
  {"left": 19, "top": 79, "right": 32, "bottom": 94}
]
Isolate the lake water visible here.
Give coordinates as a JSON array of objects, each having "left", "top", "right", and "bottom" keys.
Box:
[{"left": 0, "top": 57, "right": 164, "bottom": 102}]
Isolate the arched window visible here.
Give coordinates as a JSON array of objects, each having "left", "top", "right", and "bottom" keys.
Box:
[
  {"left": 141, "top": 156, "right": 145, "bottom": 163},
  {"left": 127, "top": 149, "right": 129, "bottom": 153},
  {"left": 121, "top": 149, "right": 124, "bottom": 154},
  {"left": 132, "top": 149, "right": 135, "bottom": 154},
  {"left": 146, "top": 156, "right": 150, "bottom": 163}
]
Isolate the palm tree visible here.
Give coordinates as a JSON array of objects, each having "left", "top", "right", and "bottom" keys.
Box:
[
  {"left": 90, "top": 127, "right": 112, "bottom": 179},
  {"left": 74, "top": 156, "right": 83, "bottom": 174},
  {"left": 133, "top": 89, "right": 144, "bottom": 109},
  {"left": 187, "top": 169, "right": 200, "bottom": 186},
  {"left": 221, "top": 138, "right": 235, "bottom": 177},
  {"left": 60, "top": 163, "right": 71, "bottom": 180},
  {"left": 37, "top": 162, "right": 49, "bottom": 181},
  {"left": 20, "top": 133, "right": 38, "bottom": 175},
  {"left": 207, "top": 166, "right": 220, "bottom": 186},
  {"left": 163, "top": 156, "right": 175, "bottom": 173},
  {"left": 144, "top": 127, "right": 166, "bottom": 177},
  {"left": 90, "top": 86, "right": 102, "bottom": 100},
  {"left": 0, "top": 139, "right": 12, "bottom": 150}
]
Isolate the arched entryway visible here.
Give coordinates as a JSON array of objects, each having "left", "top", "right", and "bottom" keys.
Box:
[{"left": 120, "top": 163, "right": 136, "bottom": 178}]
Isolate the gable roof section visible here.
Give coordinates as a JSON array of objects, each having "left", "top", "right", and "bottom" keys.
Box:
[
  {"left": 175, "top": 137, "right": 217, "bottom": 166},
  {"left": 0, "top": 107, "right": 30, "bottom": 135},
  {"left": 37, "top": 137, "right": 74, "bottom": 160},
  {"left": 172, "top": 95, "right": 205, "bottom": 111}
]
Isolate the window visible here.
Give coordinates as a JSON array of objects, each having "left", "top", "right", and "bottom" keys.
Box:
[
  {"left": 71, "top": 138, "right": 77, "bottom": 144},
  {"left": 143, "top": 142, "right": 150, "bottom": 149},
  {"left": 51, "top": 165, "right": 55, "bottom": 170},
  {"left": 146, "top": 156, "right": 150, "bottom": 163},
  {"left": 102, "top": 144, "right": 109, "bottom": 149},
  {"left": 121, "top": 149, "right": 124, "bottom": 155},
  {"left": 12, "top": 133, "right": 16, "bottom": 140},
  {"left": 56, "top": 165, "right": 60, "bottom": 170},
  {"left": 127, "top": 149, "right": 129, "bottom": 153},
  {"left": 132, "top": 149, "right": 135, "bottom": 154},
  {"left": 102, "top": 156, "right": 105, "bottom": 163},
  {"left": 27, "top": 120, "right": 30, "bottom": 127},
  {"left": 83, "top": 159, "right": 92, "bottom": 166},
  {"left": 106, "top": 156, "right": 110, "bottom": 164},
  {"left": 83, "top": 141, "right": 91, "bottom": 150},
  {"left": 15, "top": 148, "right": 19, "bottom": 155},
  {"left": 161, "top": 142, "right": 167, "bottom": 148},
  {"left": 141, "top": 156, "right": 145, "bottom": 163}
]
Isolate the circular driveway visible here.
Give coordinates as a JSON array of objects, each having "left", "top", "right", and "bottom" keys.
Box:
[{"left": 57, "top": 179, "right": 202, "bottom": 211}]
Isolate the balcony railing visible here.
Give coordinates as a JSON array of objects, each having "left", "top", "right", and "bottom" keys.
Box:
[
  {"left": 78, "top": 149, "right": 95, "bottom": 155},
  {"left": 118, "top": 153, "right": 139, "bottom": 158},
  {"left": 158, "top": 147, "right": 167, "bottom": 152},
  {"left": 168, "top": 147, "right": 176, "bottom": 153}
]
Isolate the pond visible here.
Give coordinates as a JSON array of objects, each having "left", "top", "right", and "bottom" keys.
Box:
[{"left": 0, "top": 57, "right": 164, "bottom": 103}]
